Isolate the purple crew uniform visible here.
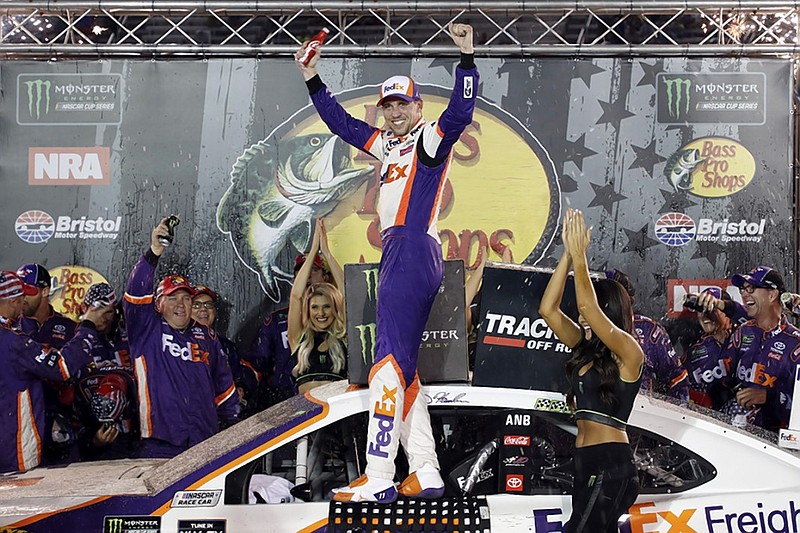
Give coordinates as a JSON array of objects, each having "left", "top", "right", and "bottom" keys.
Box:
[
  {"left": 123, "top": 251, "right": 239, "bottom": 456},
  {"left": 84, "top": 326, "right": 131, "bottom": 370},
  {"left": 0, "top": 315, "right": 98, "bottom": 472},
  {"left": 309, "top": 60, "right": 478, "bottom": 480},
  {"left": 242, "top": 308, "right": 297, "bottom": 408},
  {"left": 685, "top": 334, "right": 734, "bottom": 409},
  {"left": 19, "top": 306, "right": 76, "bottom": 349},
  {"left": 635, "top": 315, "right": 689, "bottom": 403},
  {"left": 19, "top": 306, "right": 79, "bottom": 464},
  {"left": 721, "top": 317, "right": 800, "bottom": 430}
]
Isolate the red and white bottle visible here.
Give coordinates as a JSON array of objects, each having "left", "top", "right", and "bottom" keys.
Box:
[{"left": 298, "top": 28, "right": 330, "bottom": 66}]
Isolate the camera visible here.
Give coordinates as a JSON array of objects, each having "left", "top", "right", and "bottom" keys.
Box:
[
  {"left": 682, "top": 293, "right": 706, "bottom": 313},
  {"left": 158, "top": 215, "right": 180, "bottom": 246}
]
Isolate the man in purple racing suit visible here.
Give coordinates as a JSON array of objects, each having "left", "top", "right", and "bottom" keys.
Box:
[
  {"left": 124, "top": 218, "right": 240, "bottom": 458},
  {"left": 720, "top": 266, "right": 800, "bottom": 431},
  {"left": 0, "top": 270, "right": 105, "bottom": 473},
  {"left": 606, "top": 269, "right": 689, "bottom": 402},
  {"left": 295, "top": 23, "right": 478, "bottom": 502}
]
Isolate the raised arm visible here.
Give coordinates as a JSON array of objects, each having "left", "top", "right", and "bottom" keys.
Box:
[
  {"left": 288, "top": 226, "right": 321, "bottom": 351},
  {"left": 539, "top": 222, "right": 583, "bottom": 349},
  {"left": 123, "top": 218, "right": 171, "bottom": 338},
  {"left": 295, "top": 37, "right": 384, "bottom": 159},
  {"left": 565, "top": 209, "right": 643, "bottom": 375},
  {"left": 465, "top": 246, "right": 487, "bottom": 321},
  {"left": 317, "top": 219, "right": 345, "bottom": 296}
]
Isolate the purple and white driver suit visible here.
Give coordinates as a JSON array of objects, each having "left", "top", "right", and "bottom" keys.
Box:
[
  {"left": 308, "top": 58, "right": 478, "bottom": 479},
  {"left": 124, "top": 251, "right": 239, "bottom": 456}
]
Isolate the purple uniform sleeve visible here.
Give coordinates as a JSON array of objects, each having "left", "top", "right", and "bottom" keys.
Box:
[
  {"left": 309, "top": 81, "right": 382, "bottom": 158},
  {"left": 430, "top": 61, "right": 479, "bottom": 162},
  {"left": 12, "top": 322, "right": 96, "bottom": 382},
  {"left": 723, "top": 301, "right": 750, "bottom": 328},
  {"left": 123, "top": 251, "right": 160, "bottom": 346},
  {"left": 210, "top": 336, "right": 240, "bottom": 421}
]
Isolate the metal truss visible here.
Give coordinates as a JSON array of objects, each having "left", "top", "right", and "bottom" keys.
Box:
[{"left": 1, "top": 1, "right": 800, "bottom": 58}]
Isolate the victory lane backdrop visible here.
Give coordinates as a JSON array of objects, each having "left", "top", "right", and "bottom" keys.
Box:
[{"left": 0, "top": 58, "right": 792, "bottom": 352}]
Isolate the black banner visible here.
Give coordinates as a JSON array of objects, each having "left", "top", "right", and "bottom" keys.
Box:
[
  {"left": 344, "top": 260, "right": 468, "bottom": 385},
  {"left": 473, "top": 265, "right": 576, "bottom": 392}
]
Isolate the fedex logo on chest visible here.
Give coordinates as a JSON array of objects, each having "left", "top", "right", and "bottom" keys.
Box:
[{"left": 162, "top": 333, "right": 210, "bottom": 364}]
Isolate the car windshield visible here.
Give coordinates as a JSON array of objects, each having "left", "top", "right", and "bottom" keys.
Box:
[{"left": 224, "top": 404, "right": 716, "bottom": 504}]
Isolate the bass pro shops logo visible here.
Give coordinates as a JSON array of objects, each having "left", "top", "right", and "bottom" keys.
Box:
[
  {"left": 664, "top": 137, "right": 755, "bottom": 197},
  {"left": 218, "top": 82, "right": 560, "bottom": 299}
]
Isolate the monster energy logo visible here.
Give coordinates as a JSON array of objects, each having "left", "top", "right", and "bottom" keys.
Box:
[
  {"left": 664, "top": 78, "right": 692, "bottom": 119},
  {"left": 24, "top": 79, "right": 52, "bottom": 119},
  {"left": 363, "top": 268, "right": 379, "bottom": 301},
  {"left": 105, "top": 518, "right": 124, "bottom": 533},
  {"left": 356, "top": 322, "right": 377, "bottom": 364},
  {"left": 103, "top": 517, "right": 159, "bottom": 533}
]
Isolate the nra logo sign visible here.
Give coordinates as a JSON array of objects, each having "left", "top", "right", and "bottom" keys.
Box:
[
  {"left": 667, "top": 278, "right": 742, "bottom": 317},
  {"left": 28, "top": 147, "right": 110, "bottom": 185}
]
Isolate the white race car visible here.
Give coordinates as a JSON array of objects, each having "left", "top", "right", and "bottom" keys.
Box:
[{"left": 1, "top": 382, "right": 798, "bottom": 533}]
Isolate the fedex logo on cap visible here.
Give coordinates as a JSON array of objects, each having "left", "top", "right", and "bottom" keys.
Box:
[{"left": 377, "top": 75, "right": 419, "bottom": 104}]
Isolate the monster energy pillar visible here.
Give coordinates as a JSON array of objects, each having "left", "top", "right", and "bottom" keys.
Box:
[{"left": 345, "top": 261, "right": 468, "bottom": 385}]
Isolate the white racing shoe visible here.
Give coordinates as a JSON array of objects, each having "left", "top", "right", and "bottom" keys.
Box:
[
  {"left": 330, "top": 475, "right": 398, "bottom": 503},
  {"left": 398, "top": 463, "right": 445, "bottom": 499}
]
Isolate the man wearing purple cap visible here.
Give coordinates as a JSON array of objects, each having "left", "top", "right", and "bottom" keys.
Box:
[
  {"left": 17, "top": 263, "right": 76, "bottom": 349},
  {"left": 17, "top": 263, "right": 80, "bottom": 464},
  {"left": 0, "top": 270, "right": 106, "bottom": 472},
  {"left": 123, "top": 217, "right": 239, "bottom": 458},
  {"left": 295, "top": 23, "right": 477, "bottom": 502},
  {"left": 683, "top": 288, "right": 738, "bottom": 409},
  {"left": 720, "top": 266, "right": 800, "bottom": 430},
  {"left": 605, "top": 269, "right": 689, "bottom": 403}
]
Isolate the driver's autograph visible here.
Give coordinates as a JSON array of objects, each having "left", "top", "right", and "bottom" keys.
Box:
[{"left": 425, "top": 391, "right": 468, "bottom": 404}]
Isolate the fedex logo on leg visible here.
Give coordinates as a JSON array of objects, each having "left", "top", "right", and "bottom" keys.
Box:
[{"left": 368, "top": 385, "right": 397, "bottom": 458}]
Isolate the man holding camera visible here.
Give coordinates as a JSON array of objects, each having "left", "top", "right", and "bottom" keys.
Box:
[
  {"left": 123, "top": 217, "right": 240, "bottom": 458},
  {"left": 682, "top": 288, "right": 737, "bottom": 409}
]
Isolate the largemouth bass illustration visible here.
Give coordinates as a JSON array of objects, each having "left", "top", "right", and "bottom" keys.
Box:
[
  {"left": 217, "top": 134, "right": 373, "bottom": 300},
  {"left": 664, "top": 148, "right": 704, "bottom": 192}
]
